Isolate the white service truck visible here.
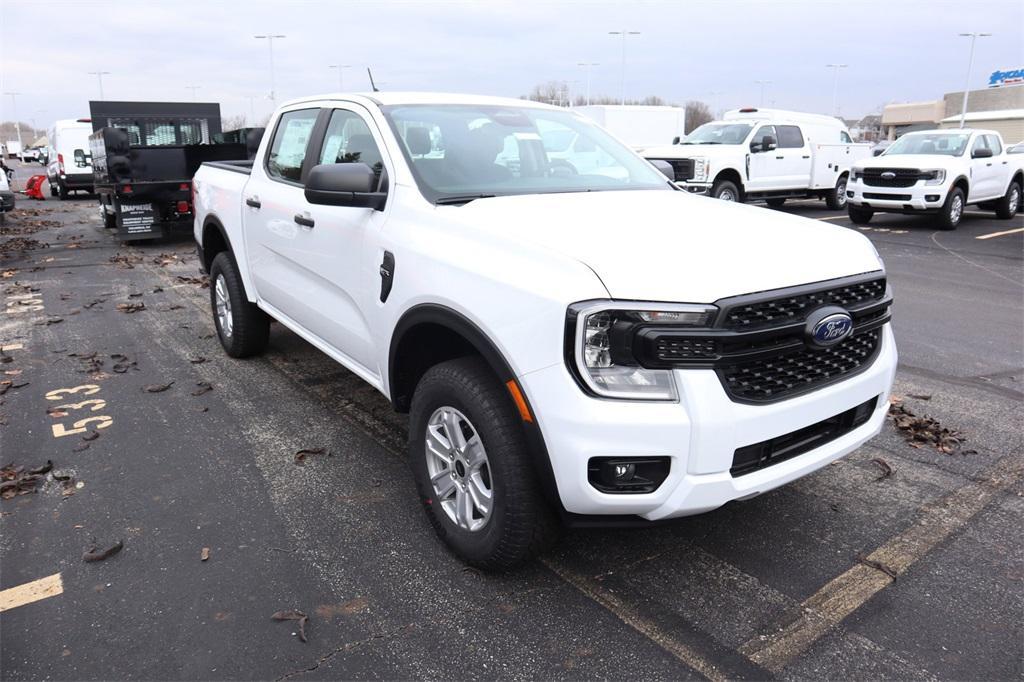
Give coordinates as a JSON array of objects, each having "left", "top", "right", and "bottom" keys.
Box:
[
  {"left": 193, "top": 93, "right": 896, "bottom": 569},
  {"left": 573, "top": 104, "right": 686, "bottom": 150},
  {"left": 46, "top": 119, "right": 94, "bottom": 198},
  {"left": 847, "top": 128, "right": 1023, "bottom": 229},
  {"left": 644, "top": 108, "right": 872, "bottom": 209}
]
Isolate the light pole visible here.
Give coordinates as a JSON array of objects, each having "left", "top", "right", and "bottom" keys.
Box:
[
  {"left": 3, "top": 92, "right": 22, "bottom": 148},
  {"left": 577, "top": 62, "right": 599, "bottom": 106},
  {"left": 185, "top": 85, "right": 201, "bottom": 101},
  {"left": 608, "top": 30, "right": 641, "bottom": 105},
  {"left": 88, "top": 71, "right": 110, "bottom": 99},
  {"left": 254, "top": 34, "right": 286, "bottom": 102},
  {"left": 958, "top": 32, "right": 991, "bottom": 128},
  {"left": 754, "top": 80, "right": 772, "bottom": 106},
  {"left": 328, "top": 64, "right": 353, "bottom": 92},
  {"left": 825, "top": 64, "right": 848, "bottom": 116}
]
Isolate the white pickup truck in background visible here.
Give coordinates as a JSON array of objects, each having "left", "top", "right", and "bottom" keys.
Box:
[
  {"left": 644, "top": 108, "right": 872, "bottom": 209},
  {"left": 847, "top": 128, "right": 1023, "bottom": 230},
  {"left": 192, "top": 92, "right": 895, "bottom": 569}
]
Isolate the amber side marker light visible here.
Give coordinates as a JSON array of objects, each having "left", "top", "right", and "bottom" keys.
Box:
[{"left": 505, "top": 380, "right": 534, "bottom": 423}]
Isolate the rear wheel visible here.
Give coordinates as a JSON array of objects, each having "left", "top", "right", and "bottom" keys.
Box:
[
  {"left": 995, "top": 181, "right": 1020, "bottom": 220},
  {"left": 765, "top": 198, "right": 786, "bottom": 207},
  {"left": 409, "top": 357, "right": 559, "bottom": 570},
  {"left": 711, "top": 179, "right": 741, "bottom": 203},
  {"left": 57, "top": 182, "right": 68, "bottom": 200},
  {"left": 847, "top": 205, "right": 873, "bottom": 225},
  {"left": 937, "top": 187, "right": 965, "bottom": 230},
  {"left": 209, "top": 251, "right": 269, "bottom": 358},
  {"left": 826, "top": 174, "right": 848, "bottom": 210}
]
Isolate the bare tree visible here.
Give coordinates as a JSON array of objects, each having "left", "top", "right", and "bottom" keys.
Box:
[
  {"left": 684, "top": 101, "right": 713, "bottom": 133},
  {"left": 522, "top": 85, "right": 677, "bottom": 108},
  {"left": 527, "top": 81, "right": 570, "bottom": 106},
  {"left": 221, "top": 115, "right": 247, "bottom": 132}
]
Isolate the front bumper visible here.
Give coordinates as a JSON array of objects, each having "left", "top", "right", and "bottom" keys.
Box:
[
  {"left": 0, "top": 190, "right": 14, "bottom": 212},
  {"left": 520, "top": 324, "right": 897, "bottom": 520},
  {"left": 847, "top": 178, "right": 946, "bottom": 212},
  {"left": 60, "top": 173, "right": 94, "bottom": 190},
  {"left": 675, "top": 181, "right": 711, "bottom": 195}
]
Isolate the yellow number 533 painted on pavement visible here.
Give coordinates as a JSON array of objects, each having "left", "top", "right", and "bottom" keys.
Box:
[{"left": 45, "top": 385, "right": 114, "bottom": 438}]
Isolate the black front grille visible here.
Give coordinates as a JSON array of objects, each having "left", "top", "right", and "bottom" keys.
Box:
[
  {"left": 652, "top": 158, "right": 694, "bottom": 181},
  {"left": 721, "top": 278, "right": 886, "bottom": 330},
  {"left": 864, "top": 192, "right": 912, "bottom": 201},
  {"left": 720, "top": 329, "right": 881, "bottom": 402},
  {"left": 862, "top": 168, "right": 921, "bottom": 188},
  {"left": 655, "top": 337, "right": 718, "bottom": 361}
]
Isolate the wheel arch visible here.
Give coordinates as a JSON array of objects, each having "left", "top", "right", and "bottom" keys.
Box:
[
  {"left": 713, "top": 167, "right": 744, "bottom": 194},
  {"left": 951, "top": 175, "right": 970, "bottom": 196},
  {"left": 200, "top": 215, "right": 232, "bottom": 273}
]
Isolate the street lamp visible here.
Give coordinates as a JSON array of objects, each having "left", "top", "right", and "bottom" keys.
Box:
[
  {"left": 3, "top": 92, "right": 22, "bottom": 147},
  {"left": 608, "top": 30, "right": 641, "bottom": 105},
  {"left": 328, "top": 64, "right": 353, "bottom": 92},
  {"left": 825, "top": 64, "right": 848, "bottom": 116},
  {"left": 754, "top": 80, "right": 772, "bottom": 106},
  {"left": 87, "top": 71, "right": 110, "bottom": 100},
  {"left": 577, "top": 62, "right": 599, "bottom": 106},
  {"left": 254, "top": 34, "right": 286, "bottom": 102},
  {"left": 185, "top": 85, "right": 201, "bottom": 101},
  {"left": 958, "top": 32, "right": 991, "bottom": 128}
]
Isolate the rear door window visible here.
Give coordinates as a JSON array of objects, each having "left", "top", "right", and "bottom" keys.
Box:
[
  {"left": 266, "top": 109, "right": 319, "bottom": 183},
  {"left": 776, "top": 125, "right": 804, "bottom": 148}
]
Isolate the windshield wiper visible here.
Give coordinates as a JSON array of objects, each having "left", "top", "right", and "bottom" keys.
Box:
[{"left": 434, "top": 194, "right": 496, "bottom": 206}]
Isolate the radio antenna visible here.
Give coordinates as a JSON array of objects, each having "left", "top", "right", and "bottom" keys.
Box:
[{"left": 367, "top": 67, "right": 380, "bottom": 92}]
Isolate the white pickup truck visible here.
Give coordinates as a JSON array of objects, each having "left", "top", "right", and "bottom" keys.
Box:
[
  {"left": 193, "top": 93, "right": 896, "bottom": 569},
  {"left": 847, "top": 128, "right": 1023, "bottom": 229},
  {"left": 644, "top": 108, "right": 872, "bottom": 209}
]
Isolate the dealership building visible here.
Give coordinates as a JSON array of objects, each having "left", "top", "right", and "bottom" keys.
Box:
[{"left": 881, "top": 68, "right": 1024, "bottom": 142}]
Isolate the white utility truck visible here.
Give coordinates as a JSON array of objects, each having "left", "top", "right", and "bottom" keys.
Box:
[
  {"left": 847, "top": 128, "right": 1023, "bottom": 229},
  {"left": 573, "top": 104, "right": 686, "bottom": 150},
  {"left": 644, "top": 108, "right": 871, "bottom": 209},
  {"left": 193, "top": 93, "right": 896, "bottom": 569},
  {"left": 46, "top": 119, "right": 94, "bottom": 198}
]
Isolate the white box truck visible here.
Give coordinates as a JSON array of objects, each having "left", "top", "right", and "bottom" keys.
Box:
[{"left": 573, "top": 105, "right": 686, "bottom": 150}]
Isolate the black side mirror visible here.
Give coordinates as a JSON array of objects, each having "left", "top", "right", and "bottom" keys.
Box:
[
  {"left": 671, "top": 136, "right": 681, "bottom": 145},
  {"left": 873, "top": 148, "right": 884, "bottom": 157},
  {"left": 650, "top": 159, "right": 675, "bottom": 180},
  {"left": 971, "top": 147, "right": 993, "bottom": 159},
  {"left": 750, "top": 139, "right": 765, "bottom": 153},
  {"left": 305, "top": 162, "right": 387, "bottom": 210},
  {"left": 762, "top": 135, "right": 777, "bottom": 151}
]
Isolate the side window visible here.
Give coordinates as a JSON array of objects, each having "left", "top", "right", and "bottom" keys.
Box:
[
  {"left": 776, "top": 125, "right": 804, "bottom": 148},
  {"left": 840, "top": 131, "right": 852, "bottom": 144},
  {"left": 985, "top": 135, "right": 1002, "bottom": 155},
  {"left": 753, "top": 125, "right": 777, "bottom": 146},
  {"left": 971, "top": 135, "right": 989, "bottom": 155},
  {"left": 318, "top": 109, "right": 385, "bottom": 185},
  {"left": 267, "top": 109, "right": 319, "bottom": 183}
]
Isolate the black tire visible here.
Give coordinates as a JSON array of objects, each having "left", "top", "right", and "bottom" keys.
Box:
[
  {"left": 711, "top": 179, "right": 741, "bottom": 203},
  {"left": 765, "top": 198, "right": 786, "bottom": 207},
  {"left": 937, "top": 187, "right": 965, "bottom": 230},
  {"left": 58, "top": 182, "right": 68, "bottom": 200},
  {"left": 847, "top": 205, "right": 873, "bottom": 225},
  {"left": 995, "top": 181, "right": 1021, "bottom": 220},
  {"left": 209, "top": 251, "right": 269, "bottom": 358},
  {"left": 409, "top": 357, "right": 559, "bottom": 570},
  {"left": 825, "top": 174, "right": 848, "bottom": 210},
  {"left": 103, "top": 208, "right": 117, "bottom": 229},
  {"left": 49, "top": 182, "right": 58, "bottom": 198}
]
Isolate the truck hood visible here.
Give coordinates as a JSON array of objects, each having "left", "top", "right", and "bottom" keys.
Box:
[
  {"left": 855, "top": 154, "right": 957, "bottom": 170},
  {"left": 449, "top": 190, "right": 882, "bottom": 303},
  {"left": 642, "top": 143, "right": 743, "bottom": 159}
]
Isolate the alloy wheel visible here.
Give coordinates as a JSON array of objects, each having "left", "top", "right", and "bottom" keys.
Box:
[
  {"left": 214, "top": 274, "right": 233, "bottom": 339},
  {"left": 425, "top": 406, "right": 493, "bottom": 532}
]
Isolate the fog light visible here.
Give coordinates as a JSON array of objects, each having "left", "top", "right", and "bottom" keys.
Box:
[
  {"left": 588, "top": 457, "right": 670, "bottom": 494},
  {"left": 925, "top": 195, "right": 940, "bottom": 202},
  {"left": 847, "top": 191, "right": 854, "bottom": 198}
]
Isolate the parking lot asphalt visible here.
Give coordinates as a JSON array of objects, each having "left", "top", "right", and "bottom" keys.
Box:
[{"left": 2, "top": 162, "right": 1022, "bottom": 680}]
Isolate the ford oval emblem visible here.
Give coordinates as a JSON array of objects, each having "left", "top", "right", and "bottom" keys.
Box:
[
  {"left": 880, "top": 171, "right": 896, "bottom": 180},
  {"left": 811, "top": 312, "right": 854, "bottom": 347}
]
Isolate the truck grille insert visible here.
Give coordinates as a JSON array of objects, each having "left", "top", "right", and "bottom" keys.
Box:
[
  {"left": 650, "top": 158, "right": 694, "bottom": 181},
  {"left": 862, "top": 168, "right": 921, "bottom": 188},
  {"left": 721, "top": 278, "right": 886, "bottom": 330}
]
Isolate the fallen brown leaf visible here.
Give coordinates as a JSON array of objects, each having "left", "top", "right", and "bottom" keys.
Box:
[
  {"left": 83, "top": 540, "right": 123, "bottom": 563},
  {"left": 271, "top": 609, "right": 309, "bottom": 642},
  {"left": 143, "top": 382, "right": 174, "bottom": 393},
  {"left": 294, "top": 448, "right": 331, "bottom": 465}
]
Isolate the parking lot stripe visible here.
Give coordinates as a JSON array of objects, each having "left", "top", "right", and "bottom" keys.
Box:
[
  {"left": 739, "top": 456, "right": 1022, "bottom": 672},
  {"left": 0, "top": 343, "right": 24, "bottom": 352},
  {"left": 0, "top": 573, "right": 64, "bottom": 613},
  {"left": 975, "top": 227, "right": 1024, "bottom": 240},
  {"left": 815, "top": 215, "right": 847, "bottom": 221}
]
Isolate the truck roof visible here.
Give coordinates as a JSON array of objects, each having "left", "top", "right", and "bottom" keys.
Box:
[
  {"left": 723, "top": 108, "right": 849, "bottom": 130},
  {"left": 280, "top": 91, "right": 560, "bottom": 109}
]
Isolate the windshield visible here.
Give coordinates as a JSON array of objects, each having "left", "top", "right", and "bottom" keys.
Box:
[
  {"left": 680, "top": 122, "right": 753, "bottom": 145},
  {"left": 884, "top": 132, "right": 970, "bottom": 157},
  {"left": 382, "top": 104, "right": 671, "bottom": 203}
]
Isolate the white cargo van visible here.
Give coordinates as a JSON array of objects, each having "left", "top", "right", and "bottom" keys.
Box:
[
  {"left": 573, "top": 105, "right": 686, "bottom": 150},
  {"left": 643, "top": 108, "right": 872, "bottom": 209},
  {"left": 47, "top": 119, "right": 94, "bottom": 199}
]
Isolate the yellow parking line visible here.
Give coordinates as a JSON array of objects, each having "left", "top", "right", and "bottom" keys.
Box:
[
  {"left": 0, "top": 573, "right": 64, "bottom": 613},
  {"left": 976, "top": 227, "right": 1024, "bottom": 240},
  {"left": 739, "top": 456, "right": 1022, "bottom": 672},
  {"left": 0, "top": 343, "right": 24, "bottom": 352}
]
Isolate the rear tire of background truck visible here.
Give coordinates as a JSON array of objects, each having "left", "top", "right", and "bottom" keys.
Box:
[
  {"left": 765, "top": 198, "right": 786, "bottom": 207},
  {"left": 995, "top": 181, "right": 1020, "bottom": 220},
  {"left": 937, "top": 187, "right": 965, "bottom": 230},
  {"left": 49, "top": 182, "right": 57, "bottom": 198},
  {"left": 711, "top": 179, "right": 741, "bottom": 203},
  {"left": 825, "top": 174, "right": 848, "bottom": 210},
  {"left": 409, "top": 357, "right": 559, "bottom": 570},
  {"left": 58, "top": 182, "right": 68, "bottom": 200},
  {"left": 209, "top": 252, "right": 270, "bottom": 359},
  {"left": 847, "top": 205, "right": 873, "bottom": 225}
]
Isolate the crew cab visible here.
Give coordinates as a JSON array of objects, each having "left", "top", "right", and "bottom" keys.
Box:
[
  {"left": 193, "top": 93, "right": 896, "bottom": 569},
  {"left": 644, "top": 108, "right": 871, "bottom": 209},
  {"left": 847, "top": 128, "right": 1023, "bottom": 229}
]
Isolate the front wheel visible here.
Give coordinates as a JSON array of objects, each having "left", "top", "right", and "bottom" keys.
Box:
[
  {"left": 937, "top": 187, "right": 965, "bottom": 230},
  {"left": 209, "top": 252, "right": 270, "bottom": 358},
  {"left": 711, "top": 179, "right": 741, "bottom": 203},
  {"left": 826, "top": 175, "right": 848, "bottom": 210},
  {"left": 848, "top": 205, "right": 873, "bottom": 225},
  {"left": 995, "top": 181, "right": 1020, "bottom": 220},
  {"left": 409, "top": 357, "right": 559, "bottom": 570}
]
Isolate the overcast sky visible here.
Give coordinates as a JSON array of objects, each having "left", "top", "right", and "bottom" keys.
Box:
[{"left": 1, "top": 0, "right": 1021, "bottom": 129}]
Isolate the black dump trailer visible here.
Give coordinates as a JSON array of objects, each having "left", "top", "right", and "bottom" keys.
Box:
[{"left": 89, "top": 101, "right": 263, "bottom": 240}]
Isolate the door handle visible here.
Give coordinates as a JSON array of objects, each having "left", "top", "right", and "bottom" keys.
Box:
[
  {"left": 986, "top": 162, "right": 993, "bottom": 167},
  {"left": 802, "top": 155, "right": 810, "bottom": 159},
  {"left": 775, "top": 155, "right": 784, "bottom": 160},
  {"left": 245, "top": 196, "right": 261, "bottom": 209},
  {"left": 294, "top": 213, "right": 315, "bottom": 228}
]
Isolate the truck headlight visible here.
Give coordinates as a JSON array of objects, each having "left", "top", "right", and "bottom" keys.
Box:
[
  {"left": 692, "top": 157, "right": 709, "bottom": 182},
  {"left": 568, "top": 302, "right": 717, "bottom": 401},
  {"left": 851, "top": 169, "right": 864, "bottom": 181},
  {"left": 922, "top": 169, "right": 946, "bottom": 185}
]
